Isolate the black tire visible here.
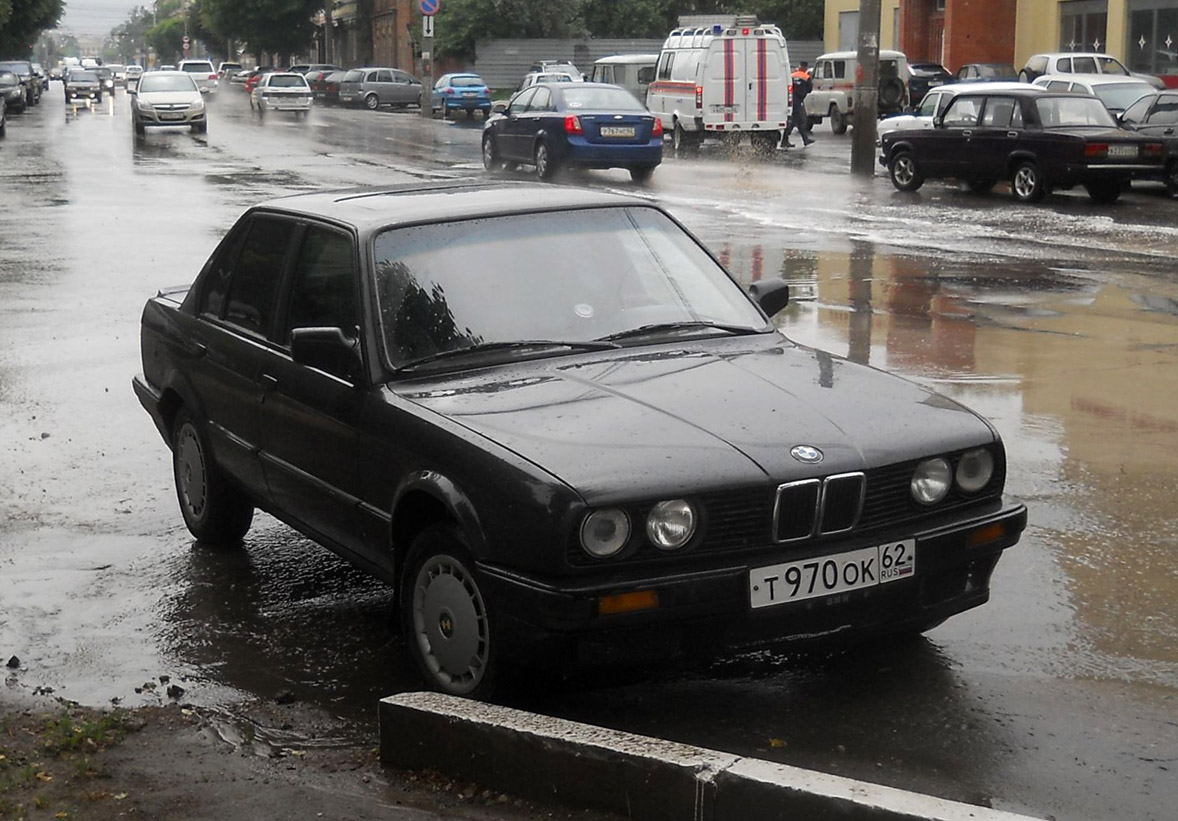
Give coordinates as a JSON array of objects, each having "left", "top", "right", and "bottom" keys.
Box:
[
  {"left": 1011, "top": 161, "right": 1047, "bottom": 203},
  {"left": 1164, "top": 161, "right": 1178, "bottom": 198},
  {"left": 364, "top": 93, "right": 380, "bottom": 111},
  {"left": 191, "top": 121, "right": 207, "bottom": 134},
  {"left": 630, "top": 164, "right": 656, "bottom": 183},
  {"left": 534, "top": 140, "right": 557, "bottom": 180},
  {"left": 1084, "top": 180, "right": 1122, "bottom": 204},
  {"left": 133, "top": 116, "right": 145, "bottom": 135},
  {"left": 172, "top": 409, "right": 253, "bottom": 545},
  {"left": 750, "top": 131, "right": 780, "bottom": 153},
  {"left": 1018, "top": 69, "right": 1034, "bottom": 83},
  {"left": 402, "top": 525, "right": 498, "bottom": 698},
  {"left": 829, "top": 106, "right": 848, "bottom": 135},
  {"left": 879, "top": 76, "right": 906, "bottom": 111},
  {"left": 888, "top": 150, "right": 924, "bottom": 192},
  {"left": 965, "top": 177, "right": 996, "bottom": 194},
  {"left": 672, "top": 121, "right": 700, "bottom": 154},
  {"left": 482, "top": 134, "right": 504, "bottom": 173}
]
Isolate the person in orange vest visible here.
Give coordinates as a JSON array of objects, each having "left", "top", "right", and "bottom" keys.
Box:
[{"left": 784, "top": 61, "right": 815, "bottom": 148}]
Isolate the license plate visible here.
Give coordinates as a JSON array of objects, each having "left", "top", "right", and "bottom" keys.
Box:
[
  {"left": 160, "top": 113, "right": 184, "bottom": 120},
  {"left": 462, "top": 91, "right": 477, "bottom": 97},
  {"left": 749, "top": 539, "right": 916, "bottom": 609},
  {"left": 600, "top": 126, "right": 636, "bottom": 138},
  {"left": 1108, "top": 144, "right": 1138, "bottom": 158}
]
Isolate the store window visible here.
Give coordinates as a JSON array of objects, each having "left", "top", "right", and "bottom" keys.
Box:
[
  {"left": 1060, "top": 0, "right": 1109, "bottom": 52},
  {"left": 1128, "top": 0, "right": 1178, "bottom": 75}
]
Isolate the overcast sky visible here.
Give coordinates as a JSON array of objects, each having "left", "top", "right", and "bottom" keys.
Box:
[{"left": 57, "top": 0, "right": 142, "bottom": 37}]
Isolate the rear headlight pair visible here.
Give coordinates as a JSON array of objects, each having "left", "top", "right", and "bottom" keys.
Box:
[
  {"left": 911, "top": 449, "right": 994, "bottom": 505},
  {"left": 580, "top": 500, "right": 696, "bottom": 558}
]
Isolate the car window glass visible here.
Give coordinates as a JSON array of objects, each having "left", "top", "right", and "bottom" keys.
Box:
[
  {"left": 1057, "top": 58, "right": 1072, "bottom": 73},
  {"left": 1073, "top": 56, "right": 1097, "bottom": 73},
  {"left": 372, "top": 207, "right": 767, "bottom": 368},
  {"left": 225, "top": 217, "right": 293, "bottom": 336},
  {"left": 918, "top": 92, "right": 941, "bottom": 116},
  {"left": 981, "top": 97, "right": 1016, "bottom": 127},
  {"left": 1028, "top": 56, "right": 1049, "bottom": 74},
  {"left": 376, "top": 70, "right": 392, "bottom": 83},
  {"left": 637, "top": 65, "right": 655, "bottom": 84},
  {"left": 1121, "top": 95, "right": 1153, "bottom": 123},
  {"left": 656, "top": 51, "right": 672, "bottom": 81},
  {"left": 287, "top": 227, "right": 358, "bottom": 340},
  {"left": 834, "top": 61, "right": 846, "bottom": 79},
  {"left": 1011, "top": 101, "right": 1024, "bottom": 128},
  {"left": 942, "top": 97, "right": 982, "bottom": 126},
  {"left": 434, "top": 76, "right": 447, "bottom": 88},
  {"left": 1096, "top": 56, "right": 1129, "bottom": 76},
  {"left": 1045, "top": 79, "right": 1070, "bottom": 90},
  {"left": 199, "top": 227, "right": 248, "bottom": 318},
  {"left": 1148, "top": 96, "right": 1178, "bottom": 124},
  {"left": 508, "top": 88, "right": 535, "bottom": 114},
  {"left": 527, "top": 87, "right": 552, "bottom": 111}
]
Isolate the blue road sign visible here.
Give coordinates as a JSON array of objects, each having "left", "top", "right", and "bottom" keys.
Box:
[{"left": 420, "top": 0, "right": 439, "bottom": 16}]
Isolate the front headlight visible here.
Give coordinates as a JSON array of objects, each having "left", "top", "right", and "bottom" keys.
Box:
[
  {"left": 191, "top": 97, "right": 205, "bottom": 110},
  {"left": 911, "top": 457, "right": 952, "bottom": 505},
  {"left": 136, "top": 97, "right": 153, "bottom": 111},
  {"left": 955, "top": 448, "right": 994, "bottom": 493},
  {"left": 580, "top": 509, "right": 630, "bottom": 559},
  {"left": 646, "top": 500, "right": 696, "bottom": 550}
]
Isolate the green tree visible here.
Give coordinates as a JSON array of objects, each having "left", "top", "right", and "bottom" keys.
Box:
[
  {"left": 146, "top": 16, "right": 186, "bottom": 64},
  {"left": 201, "top": 0, "right": 319, "bottom": 62},
  {"left": 434, "top": 0, "right": 582, "bottom": 61},
  {"left": 0, "top": 0, "right": 65, "bottom": 57}
]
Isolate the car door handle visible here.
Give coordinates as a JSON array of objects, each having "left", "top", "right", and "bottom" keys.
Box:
[
  {"left": 1007, "top": 131, "right": 1018, "bottom": 138},
  {"left": 962, "top": 130, "right": 973, "bottom": 137},
  {"left": 1166, "top": 127, "right": 1175, "bottom": 135}
]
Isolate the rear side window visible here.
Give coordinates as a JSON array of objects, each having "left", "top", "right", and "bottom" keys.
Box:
[
  {"left": 981, "top": 97, "right": 1017, "bottom": 127},
  {"left": 656, "top": 51, "right": 673, "bottom": 81},
  {"left": 1150, "top": 95, "right": 1178, "bottom": 124},
  {"left": 1072, "top": 56, "right": 1097, "bottom": 73},
  {"left": 1027, "top": 56, "right": 1049, "bottom": 74},
  {"left": 225, "top": 217, "right": 294, "bottom": 336}
]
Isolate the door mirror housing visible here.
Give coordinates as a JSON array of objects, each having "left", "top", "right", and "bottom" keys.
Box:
[
  {"left": 290, "top": 327, "right": 361, "bottom": 381},
  {"left": 748, "top": 280, "right": 790, "bottom": 317}
]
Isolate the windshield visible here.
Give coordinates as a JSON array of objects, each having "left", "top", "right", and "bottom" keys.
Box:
[
  {"left": 1090, "top": 82, "right": 1153, "bottom": 110},
  {"left": 372, "top": 207, "right": 767, "bottom": 369},
  {"left": 138, "top": 74, "right": 198, "bottom": 93},
  {"left": 1035, "top": 95, "right": 1117, "bottom": 127},
  {"left": 561, "top": 86, "right": 644, "bottom": 110},
  {"left": 71, "top": 71, "right": 99, "bottom": 82}
]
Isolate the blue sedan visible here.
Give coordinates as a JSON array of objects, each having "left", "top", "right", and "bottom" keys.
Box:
[
  {"left": 482, "top": 82, "right": 663, "bottom": 183},
  {"left": 432, "top": 72, "right": 492, "bottom": 119}
]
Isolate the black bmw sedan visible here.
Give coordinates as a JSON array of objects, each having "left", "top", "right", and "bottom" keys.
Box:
[{"left": 134, "top": 182, "right": 1025, "bottom": 697}]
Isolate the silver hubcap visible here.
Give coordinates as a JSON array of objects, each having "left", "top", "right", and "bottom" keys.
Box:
[
  {"left": 1014, "top": 167, "right": 1036, "bottom": 198},
  {"left": 412, "top": 554, "right": 489, "bottom": 694},
  {"left": 535, "top": 146, "right": 548, "bottom": 176},
  {"left": 482, "top": 140, "right": 495, "bottom": 170},
  {"left": 176, "top": 424, "right": 207, "bottom": 520},
  {"left": 894, "top": 157, "right": 914, "bottom": 186}
]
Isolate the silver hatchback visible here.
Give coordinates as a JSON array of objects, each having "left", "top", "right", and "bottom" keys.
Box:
[{"left": 338, "top": 67, "right": 422, "bottom": 110}]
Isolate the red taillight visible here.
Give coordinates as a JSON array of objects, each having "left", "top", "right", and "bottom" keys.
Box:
[
  {"left": 652, "top": 118, "right": 663, "bottom": 137},
  {"left": 564, "top": 115, "right": 583, "bottom": 135},
  {"left": 1145, "top": 142, "right": 1164, "bottom": 158},
  {"left": 695, "top": 85, "right": 702, "bottom": 108},
  {"left": 208, "top": 73, "right": 217, "bottom": 80},
  {"left": 742, "top": 27, "right": 750, "bottom": 35},
  {"left": 445, "top": 88, "right": 454, "bottom": 95},
  {"left": 1085, "top": 143, "right": 1109, "bottom": 159}
]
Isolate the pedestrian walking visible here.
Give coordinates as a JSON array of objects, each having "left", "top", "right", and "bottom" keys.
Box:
[{"left": 784, "top": 61, "right": 815, "bottom": 147}]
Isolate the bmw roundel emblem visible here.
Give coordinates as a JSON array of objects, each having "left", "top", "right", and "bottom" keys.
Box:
[{"left": 790, "top": 445, "right": 824, "bottom": 464}]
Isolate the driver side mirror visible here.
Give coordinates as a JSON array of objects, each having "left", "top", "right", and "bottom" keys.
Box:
[
  {"left": 492, "top": 103, "right": 507, "bottom": 114},
  {"left": 748, "top": 280, "right": 790, "bottom": 318},
  {"left": 291, "top": 327, "right": 362, "bottom": 381}
]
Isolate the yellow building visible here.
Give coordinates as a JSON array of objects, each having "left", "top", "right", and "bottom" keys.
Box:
[{"left": 824, "top": 0, "right": 1178, "bottom": 81}]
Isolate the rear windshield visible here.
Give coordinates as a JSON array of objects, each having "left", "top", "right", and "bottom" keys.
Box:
[
  {"left": 1036, "top": 95, "right": 1117, "bottom": 127},
  {"left": 182, "top": 63, "right": 215, "bottom": 73},
  {"left": 451, "top": 76, "right": 485, "bottom": 87},
  {"left": 560, "top": 86, "right": 644, "bottom": 111},
  {"left": 269, "top": 75, "right": 308, "bottom": 88},
  {"left": 1091, "top": 82, "right": 1153, "bottom": 110}
]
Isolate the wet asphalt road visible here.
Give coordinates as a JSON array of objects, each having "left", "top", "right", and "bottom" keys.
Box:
[{"left": 2, "top": 87, "right": 1177, "bottom": 820}]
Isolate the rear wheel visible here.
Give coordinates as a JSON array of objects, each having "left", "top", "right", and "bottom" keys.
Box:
[
  {"left": 534, "top": 140, "right": 557, "bottom": 180},
  {"left": 829, "top": 106, "right": 848, "bottom": 135},
  {"left": 750, "top": 131, "right": 780, "bottom": 153},
  {"left": 1011, "top": 161, "right": 1047, "bottom": 203},
  {"left": 1164, "top": 160, "right": 1178, "bottom": 198},
  {"left": 1084, "top": 179, "right": 1122, "bottom": 204},
  {"left": 172, "top": 409, "right": 253, "bottom": 545},
  {"left": 629, "top": 164, "right": 656, "bottom": 184},
  {"left": 672, "top": 121, "right": 700, "bottom": 154},
  {"left": 888, "top": 151, "right": 924, "bottom": 192},
  {"left": 365, "top": 92, "right": 380, "bottom": 111}
]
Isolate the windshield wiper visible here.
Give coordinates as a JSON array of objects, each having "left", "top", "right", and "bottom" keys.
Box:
[
  {"left": 395, "top": 340, "right": 620, "bottom": 372},
  {"left": 597, "top": 321, "right": 764, "bottom": 343}
]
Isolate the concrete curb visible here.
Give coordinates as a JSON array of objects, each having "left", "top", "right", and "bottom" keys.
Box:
[{"left": 379, "top": 692, "right": 1041, "bottom": 821}]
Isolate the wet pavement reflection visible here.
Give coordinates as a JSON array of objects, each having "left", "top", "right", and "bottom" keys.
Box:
[{"left": 2, "top": 86, "right": 1176, "bottom": 821}]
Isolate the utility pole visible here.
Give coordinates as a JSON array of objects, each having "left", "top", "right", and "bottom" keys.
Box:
[
  {"left": 324, "top": 4, "right": 334, "bottom": 65},
  {"left": 420, "top": 0, "right": 437, "bottom": 119},
  {"left": 850, "top": 0, "right": 881, "bottom": 177}
]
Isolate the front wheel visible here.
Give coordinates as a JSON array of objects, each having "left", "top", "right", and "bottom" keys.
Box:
[
  {"left": 482, "top": 135, "right": 505, "bottom": 173},
  {"left": 1084, "top": 179, "right": 1122, "bottom": 204},
  {"left": 829, "top": 106, "right": 848, "bottom": 135},
  {"left": 1011, "top": 161, "right": 1047, "bottom": 203},
  {"left": 191, "top": 121, "right": 207, "bottom": 134},
  {"left": 402, "top": 525, "right": 497, "bottom": 698},
  {"left": 534, "top": 140, "right": 557, "bottom": 180},
  {"left": 888, "top": 151, "right": 924, "bottom": 192},
  {"left": 172, "top": 409, "right": 253, "bottom": 545},
  {"left": 1164, "top": 160, "right": 1178, "bottom": 198},
  {"left": 364, "top": 93, "right": 380, "bottom": 111}
]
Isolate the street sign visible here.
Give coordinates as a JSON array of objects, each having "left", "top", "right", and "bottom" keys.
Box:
[
  {"left": 423, "top": 16, "right": 434, "bottom": 38},
  {"left": 420, "top": 0, "right": 439, "bottom": 16}
]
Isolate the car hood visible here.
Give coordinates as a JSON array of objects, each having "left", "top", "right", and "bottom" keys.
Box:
[
  {"left": 399, "top": 335, "right": 996, "bottom": 502},
  {"left": 140, "top": 91, "right": 201, "bottom": 104}
]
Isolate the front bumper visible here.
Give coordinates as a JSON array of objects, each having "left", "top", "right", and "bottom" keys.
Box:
[
  {"left": 479, "top": 502, "right": 1026, "bottom": 672},
  {"left": 136, "top": 106, "right": 206, "bottom": 126}
]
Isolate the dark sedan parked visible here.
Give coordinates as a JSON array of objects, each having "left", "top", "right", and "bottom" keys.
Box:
[
  {"left": 880, "top": 88, "right": 1165, "bottom": 203},
  {"left": 482, "top": 82, "right": 663, "bottom": 182},
  {"left": 0, "top": 60, "right": 41, "bottom": 107},
  {"left": 906, "top": 61, "right": 952, "bottom": 107},
  {"left": 0, "top": 70, "right": 25, "bottom": 116},
  {"left": 133, "top": 181, "right": 1026, "bottom": 698},
  {"left": 1118, "top": 90, "right": 1178, "bottom": 197}
]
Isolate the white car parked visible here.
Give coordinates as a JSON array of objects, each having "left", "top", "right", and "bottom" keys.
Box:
[
  {"left": 250, "top": 72, "right": 313, "bottom": 117},
  {"left": 1031, "top": 73, "right": 1155, "bottom": 115}
]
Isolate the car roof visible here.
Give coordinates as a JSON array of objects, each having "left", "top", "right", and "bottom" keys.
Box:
[
  {"left": 253, "top": 181, "right": 645, "bottom": 233},
  {"left": 594, "top": 54, "right": 658, "bottom": 65},
  {"left": 937, "top": 81, "right": 1042, "bottom": 93},
  {"left": 817, "top": 50, "right": 906, "bottom": 61},
  {"left": 1034, "top": 73, "right": 1151, "bottom": 87}
]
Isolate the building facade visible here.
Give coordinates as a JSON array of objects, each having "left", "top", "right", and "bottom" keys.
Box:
[{"left": 824, "top": 0, "right": 1178, "bottom": 81}]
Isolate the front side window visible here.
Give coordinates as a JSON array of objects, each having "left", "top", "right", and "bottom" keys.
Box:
[
  {"left": 942, "top": 96, "right": 983, "bottom": 126},
  {"left": 287, "top": 227, "right": 358, "bottom": 338},
  {"left": 1148, "top": 94, "right": 1178, "bottom": 124},
  {"left": 508, "top": 87, "right": 536, "bottom": 115},
  {"left": 372, "top": 207, "right": 767, "bottom": 370},
  {"left": 1095, "top": 55, "right": 1129, "bottom": 75},
  {"left": 527, "top": 87, "right": 552, "bottom": 111},
  {"left": 224, "top": 217, "right": 294, "bottom": 335}
]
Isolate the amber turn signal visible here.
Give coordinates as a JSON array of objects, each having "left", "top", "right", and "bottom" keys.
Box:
[
  {"left": 597, "top": 590, "right": 659, "bottom": 616},
  {"left": 967, "top": 522, "right": 1007, "bottom": 548}
]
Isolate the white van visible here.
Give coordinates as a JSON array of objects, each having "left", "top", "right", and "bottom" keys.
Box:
[
  {"left": 590, "top": 54, "right": 657, "bottom": 101},
  {"left": 647, "top": 20, "right": 791, "bottom": 151}
]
